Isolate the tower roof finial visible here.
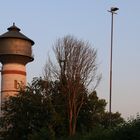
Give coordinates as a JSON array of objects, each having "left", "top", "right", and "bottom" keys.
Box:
[
  {"left": 7, "top": 23, "right": 20, "bottom": 31},
  {"left": 13, "top": 22, "right": 15, "bottom": 26}
]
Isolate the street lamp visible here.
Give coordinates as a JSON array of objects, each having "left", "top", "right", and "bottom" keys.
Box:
[{"left": 108, "top": 7, "right": 119, "bottom": 126}]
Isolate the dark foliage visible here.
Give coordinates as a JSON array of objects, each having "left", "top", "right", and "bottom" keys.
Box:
[
  {"left": 0, "top": 78, "right": 56, "bottom": 140},
  {"left": 0, "top": 78, "right": 124, "bottom": 139}
]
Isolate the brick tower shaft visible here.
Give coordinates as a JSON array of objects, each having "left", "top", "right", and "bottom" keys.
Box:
[{"left": 1, "top": 63, "right": 26, "bottom": 100}]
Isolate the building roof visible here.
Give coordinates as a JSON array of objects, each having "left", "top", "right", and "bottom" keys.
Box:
[{"left": 0, "top": 23, "right": 34, "bottom": 45}]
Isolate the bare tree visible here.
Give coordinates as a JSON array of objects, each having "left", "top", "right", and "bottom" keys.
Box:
[{"left": 44, "top": 35, "right": 101, "bottom": 136}]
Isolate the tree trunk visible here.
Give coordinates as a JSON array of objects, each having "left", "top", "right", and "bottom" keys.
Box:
[
  {"left": 72, "top": 115, "right": 77, "bottom": 136},
  {"left": 69, "top": 101, "right": 73, "bottom": 136}
]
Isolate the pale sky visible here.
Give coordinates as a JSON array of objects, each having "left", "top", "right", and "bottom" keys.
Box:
[{"left": 0, "top": 0, "right": 140, "bottom": 118}]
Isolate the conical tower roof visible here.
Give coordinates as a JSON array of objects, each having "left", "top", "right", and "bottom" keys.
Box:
[{"left": 0, "top": 23, "right": 34, "bottom": 45}]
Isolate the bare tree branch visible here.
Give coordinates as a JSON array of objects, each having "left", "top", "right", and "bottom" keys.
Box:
[{"left": 44, "top": 35, "right": 101, "bottom": 136}]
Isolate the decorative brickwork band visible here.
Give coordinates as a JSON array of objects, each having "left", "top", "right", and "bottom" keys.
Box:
[
  {"left": 1, "top": 89, "right": 19, "bottom": 93},
  {"left": 1, "top": 70, "right": 26, "bottom": 76}
]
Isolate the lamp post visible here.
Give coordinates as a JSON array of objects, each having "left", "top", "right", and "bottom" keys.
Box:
[{"left": 108, "top": 7, "right": 119, "bottom": 126}]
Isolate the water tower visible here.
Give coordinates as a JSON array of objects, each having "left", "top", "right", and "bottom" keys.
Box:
[{"left": 0, "top": 23, "right": 34, "bottom": 103}]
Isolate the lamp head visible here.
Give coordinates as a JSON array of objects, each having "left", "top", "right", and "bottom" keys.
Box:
[{"left": 111, "top": 7, "right": 119, "bottom": 12}]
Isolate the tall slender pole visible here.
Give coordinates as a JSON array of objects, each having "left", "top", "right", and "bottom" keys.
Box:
[
  {"left": 108, "top": 7, "right": 119, "bottom": 126},
  {"left": 109, "top": 12, "right": 113, "bottom": 126}
]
